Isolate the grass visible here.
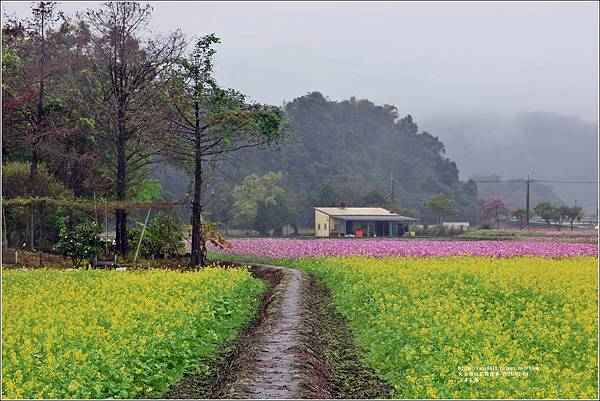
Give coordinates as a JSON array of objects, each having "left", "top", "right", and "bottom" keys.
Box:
[
  {"left": 1, "top": 266, "right": 264, "bottom": 399},
  {"left": 207, "top": 250, "right": 284, "bottom": 266}
]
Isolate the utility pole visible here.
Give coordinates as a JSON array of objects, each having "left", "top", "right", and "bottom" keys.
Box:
[
  {"left": 525, "top": 175, "right": 530, "bottom": 230},
  {"left": 389, "top": 171, "right": 394, "bottom": 210}
]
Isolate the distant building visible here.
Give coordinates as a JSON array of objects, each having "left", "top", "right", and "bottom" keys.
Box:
[
  {"left": 442, "top": 222, "right": 470, "bottom": 230},
  {"left": 314, "top": 207, "right": 417, "bottom": 237}
]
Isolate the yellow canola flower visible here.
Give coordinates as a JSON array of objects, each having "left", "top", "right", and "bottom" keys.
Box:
[
  {"left": 2, "top": 266, "right": 264, "bottom": 399},
  {"left": 294, "top": 256, "right": 598, "bottom": 399}
]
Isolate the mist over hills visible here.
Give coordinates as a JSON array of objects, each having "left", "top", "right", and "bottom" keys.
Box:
[
  {"left": 153, "top": 94, "right": 598, "bottom": 225},
  {"left": 422, "top": 111, "right": 598, "bottom": 213}
]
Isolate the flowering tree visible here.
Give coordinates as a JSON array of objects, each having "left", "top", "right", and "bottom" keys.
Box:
[{"left": 480, "top": 197, "right": 510, "bottom": 229}]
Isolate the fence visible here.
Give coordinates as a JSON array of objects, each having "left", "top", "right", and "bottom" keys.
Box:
[{"left": 1, "top": 197, "right": 192, "bottom": 262}]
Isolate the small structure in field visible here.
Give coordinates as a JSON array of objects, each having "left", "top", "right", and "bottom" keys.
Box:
[
  {"left": 442, "top": 222, "right": 470, "bottom": 231},
  {"left": 1, "top": 248, "right": 19, "bottom": 267},
  {"left": 314, "top": 207, "right": 417, "bottom": 237}
]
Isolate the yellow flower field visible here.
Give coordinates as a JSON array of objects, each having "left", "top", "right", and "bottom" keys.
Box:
[
  {"left": 1, "top": 267, "right": 264, "bottom": 399},
  {"left": 294, "top": 256, "right": 598, "bottom": 399}
]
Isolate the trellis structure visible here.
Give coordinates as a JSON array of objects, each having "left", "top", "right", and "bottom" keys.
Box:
[{"left": 1, "top": 197, "right": 192, "bottom": 254}]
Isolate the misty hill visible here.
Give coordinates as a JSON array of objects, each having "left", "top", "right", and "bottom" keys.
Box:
[
  {"left": 422, "top": 111, "right": 598, "bottom": 213},
  {"left": 208, "top": 92, "right": 479, "bottom": 226},
  {"left": 471, "top": 174, "right": 564, "bottom": 211}
]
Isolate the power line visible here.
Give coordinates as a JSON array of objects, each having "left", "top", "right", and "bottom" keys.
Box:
[
  {"left": 459, "top": 178, "right": 598, "bottom": 184},
  {"left": 531, "top": 180, "right": 599, "bottom": 184}
]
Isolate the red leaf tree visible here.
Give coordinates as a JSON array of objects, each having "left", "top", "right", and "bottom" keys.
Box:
[{"left": 2, "top": 2, "right": 93, "bottom": 194}]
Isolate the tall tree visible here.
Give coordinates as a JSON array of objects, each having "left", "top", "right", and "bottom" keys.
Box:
[
  {"left": 83, "top": 2, "right": 185, "bottom": 255},
  {"left": 533, "top": 202, "right": 568, "bottom": 230},
  {"left": 167, "top": 35, "right": 286, "bottom": 266},
  {"left": 232, "top": 172, "right": 288, "bottom": 234},
  {"left": 565, "top": 206, "right": 584, "bottom": 231},
  {"left": 555, "top": 205, "right": 570, "bottom": 231}
]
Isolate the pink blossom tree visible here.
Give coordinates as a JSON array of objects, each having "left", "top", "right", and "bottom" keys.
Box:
[{"left": 480, "top": 197, "right": 511, "bottom": 229}]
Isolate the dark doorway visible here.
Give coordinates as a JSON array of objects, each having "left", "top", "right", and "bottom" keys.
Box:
[
  {"left": 375, "top": 221, "right": 387, "bottom": 236},
  {"left": 346, "top": 220, "right": 352, "bottom": 235}
]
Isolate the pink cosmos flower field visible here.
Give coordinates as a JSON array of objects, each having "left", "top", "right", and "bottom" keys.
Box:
[{"left": 211, "top": 238, "right": 598, "bottom": 259}]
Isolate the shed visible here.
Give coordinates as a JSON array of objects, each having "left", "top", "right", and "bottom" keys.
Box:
[{"left": 314, "top": 207, "right": 417, "bottom": 237}]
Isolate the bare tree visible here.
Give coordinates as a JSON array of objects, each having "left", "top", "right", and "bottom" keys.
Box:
[
  {"left": 167, "top": 35, "right": 286, "bottom": 267},
  {"left": 83, "top": 2, "right": 185, "bottom": 255}
]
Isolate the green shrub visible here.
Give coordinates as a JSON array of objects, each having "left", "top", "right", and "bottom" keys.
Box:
[
  {"left": 129, "top": 212, "right": 184, "bottom": 258},
  {"left": 2, "top": 162, "right": 75, "bottom": 248},
  {"left": 54, "top": 216, "right": 104, "bottom": 268},
  {"left": 479, "top": 220, "right": 493, "bottom": 229},
  {"left": 409, "top": 225, "right": 424, "bottom": 236},
  {"left": 1, "top": 161, "right": 73, "bottom": 199}
]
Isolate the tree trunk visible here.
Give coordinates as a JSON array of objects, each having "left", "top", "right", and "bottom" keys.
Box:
[
  {"left": 115, "top": 136, "right": 128, "bottom": 256},
  {"left": 31, "top": 9, "right": 45, "bottom": 194},
  {"left": 30, "top": 148, "right": 39, "bottom": 191},
  {"left": 190, "top": 99, "right": 205, "bottom": 267},
  {"left": 274, "top": 225, "right": 283, "bottom": 236},
  {"left": 190, "top": 175, "right": 204, "bottom": 266}
]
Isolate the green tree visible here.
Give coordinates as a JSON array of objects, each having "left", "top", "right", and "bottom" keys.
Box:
[
  {"left": 314, "top": 181, "right": 343, "bottom": 207},
  {"left": 232, "top": 172, "right": 287, "bottom": 233},
  {"left": 2, "top": 162, "right": 75, "bottom": 249},
  {"left": 397, "top": 208, "right": 421, "bottom": 219},
  {"left": 254, "top": 193, "right": 289, "bottom": 236},
  {"left": 565, "top": 206, "right": 584, "bottom": 231},
  {"left": 166, "top": 35, "right": 286, "bottom": 266},
  {"left": 131, "top": 179, "right": 162, "bottom": 203},
  {"left": 512, "top": 208, "right": 528, "bottom": 229},
  {"left": 282, "top": 190, "right": 307, "bottom": 235},
  {"left": 1, "top": 161, "right": 73, "bottom": 199},
  {"left": 421, "top": 193, "right": 459, "bottom": 225},
  {"left": 533, "top": 202, "right": 568, "bottom": 230},
  {"left": 555, "top": 205, "right": 570, "bottom": 231},
  {"left": 362, "top": 189, "right": 387, "bottom": 207}
]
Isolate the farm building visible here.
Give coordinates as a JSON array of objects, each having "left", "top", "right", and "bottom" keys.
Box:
[{"left": 314, "top": 207, "right": 417, "bottom": 237}]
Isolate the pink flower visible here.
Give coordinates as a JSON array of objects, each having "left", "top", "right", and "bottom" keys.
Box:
[{"left": 208, "top": 238, "right": 598, "bottom": 259}]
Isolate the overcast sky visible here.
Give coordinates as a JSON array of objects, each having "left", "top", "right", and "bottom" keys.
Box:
[{"left": 3, "top": 1, "right": 598, "bottom": 124}]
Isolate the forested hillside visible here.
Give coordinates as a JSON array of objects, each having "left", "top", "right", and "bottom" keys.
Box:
[{"left": 199, "top": 92, "right": 479, "bottom": 227}]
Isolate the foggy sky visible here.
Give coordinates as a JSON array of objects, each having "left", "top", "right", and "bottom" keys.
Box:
[
  {"left": 3, "top": 1, "right": 598, "bottom": 210},
  {"left": 3, "top": 1, "right": 599, "bottom": 124}
]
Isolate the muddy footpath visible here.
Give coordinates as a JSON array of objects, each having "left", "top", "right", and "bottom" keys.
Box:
[{"left": 165, "top": 263, "right": 392, "bottom": 399}]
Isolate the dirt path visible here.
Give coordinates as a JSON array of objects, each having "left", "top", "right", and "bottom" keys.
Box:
[
  {"left": 166, "top": 263, "right": 391, "bottom": 399},
  {"left": 241, "top": 268, "right": 304, "bottom": 399}
]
